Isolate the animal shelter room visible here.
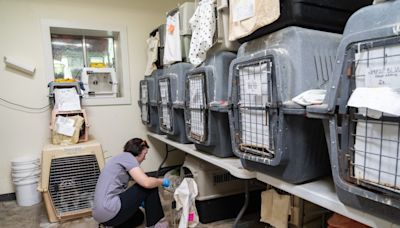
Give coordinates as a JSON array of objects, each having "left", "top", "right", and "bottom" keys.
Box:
[{"left": 1, "top": 0, "right": 400, "bottom": 227}]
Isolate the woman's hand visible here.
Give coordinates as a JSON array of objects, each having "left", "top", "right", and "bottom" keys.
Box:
[{"left": 162, "top": 178, "right": 170, "bottom": 187}]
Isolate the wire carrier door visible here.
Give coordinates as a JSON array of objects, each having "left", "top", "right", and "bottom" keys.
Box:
[
  {"left": 343, "top": 37, "right": 400, "bottom": 196},
  {"left": 140, "top": 81, "right": 149, "bottom": 124},
  {"left": 235, "top": 58, "right": 276, "bottom": 159},
  {"left": 159, "top": 78, "right": 172, "bottom": 131},
  {"left": 187, "top": 73, "right": 207, "bottom": 142}
]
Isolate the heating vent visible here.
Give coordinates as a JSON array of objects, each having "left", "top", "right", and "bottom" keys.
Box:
[
  {"left": 49, "top": 155, "right": 100, "bottom": 216},
  {"left": 181, "top": 155, "right": 247, "bottom": 201},
  {"left": 213, "top": 172, "right": 237, "bottom": 185}
]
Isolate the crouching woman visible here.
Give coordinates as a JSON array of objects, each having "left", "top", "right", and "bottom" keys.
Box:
[{"left": 93, "top": 138, "right": 169, "bottom": 228}]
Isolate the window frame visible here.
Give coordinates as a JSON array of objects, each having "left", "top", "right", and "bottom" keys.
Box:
[{"left": 42, "top": 19, "right": 131, "bottom": 106}]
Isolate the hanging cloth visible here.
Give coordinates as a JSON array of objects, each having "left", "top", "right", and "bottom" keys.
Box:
[
  {"left": 188, "top": 0, "right": 216, "bottom": 65},
  {"left": 164, "top": 11, "right": 182, "bottom": 65},
  {"left": 144, "top": 33, "right": 159, "bottom": 76}
]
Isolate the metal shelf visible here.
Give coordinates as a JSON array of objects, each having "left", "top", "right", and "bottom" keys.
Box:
[
  {"left": 256, "top": 173, "right": 397, "bottom": 228},
  {"left": 148, "top": 133, "right": 256, "bottom": 179},
  {"left": 147, "top": 132, "right": 399, "bottom": 228}
]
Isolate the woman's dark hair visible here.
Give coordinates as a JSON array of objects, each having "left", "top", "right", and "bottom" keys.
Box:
[{"left": 124, "top": 138, "right": 149, "bottom": 156}]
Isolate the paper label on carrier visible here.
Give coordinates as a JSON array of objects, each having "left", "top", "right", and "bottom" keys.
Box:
[
  {"left": 54, "top": 88, "right": 81, "bottom": 111},
  {"left": 55, "top": 116, "right": 75, "bottom": 136},
  {"left": 160, "top": 85, "right": 168, "bottom": 99},
  {"left": 141, "top": 85, "right": 148, "bottom": 101},
  {"left": 244, "top": 78, "right": 262, "bottom": 95},
  {"left": 365, "top": 65, "right": 400, "bottom": 88},
  {"left": 233, "top": 0, "right": 255, "bottom": 22}
]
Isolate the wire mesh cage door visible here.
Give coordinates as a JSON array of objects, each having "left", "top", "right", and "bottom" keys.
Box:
[
  {"left": 235, "top": 58, "right": 276, "bottom": 159},
  {"left": 159, "top": 78, "right": 173, "bottom": 132},
  {"left": 342, "top": 37, "right": 400, "bottom": 197},
  {"left": 48, "top": 155, "right": 100, "bottom": 217},
  {"left": 140, "top": 81, "right": 150, "bottom": 124},
  {"left": 187, "top": 73, "right": 208, "bottom": 142}
]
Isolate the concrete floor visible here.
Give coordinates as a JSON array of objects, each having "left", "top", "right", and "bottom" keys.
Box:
[{"left": 0, "top": 188, "right": 264, "bottom": 228}]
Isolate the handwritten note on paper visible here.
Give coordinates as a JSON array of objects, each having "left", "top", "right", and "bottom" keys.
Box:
[
  {"left": 54, "top": 88, "right": 81, "bottom": 111},
  {"left": 233, "top": 0, "right": 255, "bottom": 22},
  {"left": 55, "top": 116, "right": 75, "bottom": 136},
  {"left": 160, "top": 81, "right": 169, "bottom": 99},
  {"left": 355, "top": 44, "right": 400, "bottom": 88},
  {"left": 365, "top": 65, "right": 400, "bottom": 88},
  {"left": 244, "top": 78, "right": 262, "bottom": 95}
]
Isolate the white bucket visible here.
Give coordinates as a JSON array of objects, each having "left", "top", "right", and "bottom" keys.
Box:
[
  {"left": 11, "top": 156, "right": 41, "bottom": 206},
  {"left": 11, "top": 163, "right": 39, "bottom": 171},
  {"left": 14, "top": 179, "right": 42, "bottom": 206},
  {"left": 11, "top": 170, "right": 40, "bottom": 184},
  {"left": 11, "top": 156, "right": 40, "bottom": 166}
]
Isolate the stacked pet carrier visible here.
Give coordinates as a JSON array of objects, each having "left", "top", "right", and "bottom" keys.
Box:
[
  {"left": 230, "top": 0, "right": 373, "bottom": 43},
  {"left": 198, "top": 0, "right": 239, "bottom": 54},
  {"left": 44, "top": 81, "right": 103, "bottom": 223},
  {"left": 149, "top": 24, "right": 166, "bottom": 69},
  {"left": 307, "top": 1, "right": 400, "bottom": 223},
  {"left": 189, "top": 0, "right": 239, "bottom": 65},
  {"left": 38, "top": 141, "right": 105, "bottom": 222},
  {"left": 226, "top": 0, "right": 372, "bottom": 184},
  {"left": 228, "top": 26, "right": 340, "bottom": 184},
  {"left": 139, "top": 69, "right": 165, "bottom": 134},
  {"left": 81, "top": 68, "right": 118, "bottom": 98},
  {"left": 158, "top": 63, "right": 193, "bottom": 143},
  {"left": 164, "top": 2, "right": 195, "bottom": 65},
  {"left": 48, "top": 81, "right": 89, "bottom": 145},
  {"left": 180, "top": 155, "right": 260, "bottom": 223},
  {"left": 185, "top": 52, "right": 236, "bottom": 157},
  {"left": 183, "top": 0, "right": 239, "bottom": 157}
]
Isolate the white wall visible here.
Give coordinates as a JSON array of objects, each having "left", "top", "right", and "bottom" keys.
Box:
[{"left": 0, "top": 0, "right": 187, "bottom": 195}]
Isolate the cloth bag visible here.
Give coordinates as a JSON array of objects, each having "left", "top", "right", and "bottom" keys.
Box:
[
  {"left": 173, "top": 178, "right": 199, "bottom": 228},
  {"left": 260, "top": 189, "right": 290, "bottom": 228}
]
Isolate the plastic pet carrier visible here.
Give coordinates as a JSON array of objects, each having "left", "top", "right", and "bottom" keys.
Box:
[
  {"left": 81, "top": 68, "right": 118, "bottom": 98},
  {"left": 185, "top": 52, "right": 236, "bottom": 157},
  {"left": 230, "top": 0, "right": 372, "bottom": 44},
  {"left": 193, "top": 0, "right": 239, "bottom": 55},
  {"left": 228, "top": 26, "right": 340, "bottom": 184},
  {"left": 38, "top": 140, "right": 105, "bottom": 222},
  {"left": 166, "top": 2, "right": 195, "bottom": 63},
  {"left": 139, "top": 70, "right": 165, "bottom": 134},
  {"left": 48, "top": 82, "right": 83, "bottom": 108},
  {"left": 50, "top": 109, "right": 89, "bottom": 144},
  {"left": 158, "top": 63, "right": 193, "bottom": 143},
  {"left": 307, "top": 1, "right": 400, "bottom": 223},
  {"left": 181, "top": 155, "right": 261, "bottom": 223},
  {"left": 150, "top": 24, "right": 166, "bottom": 69}
]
